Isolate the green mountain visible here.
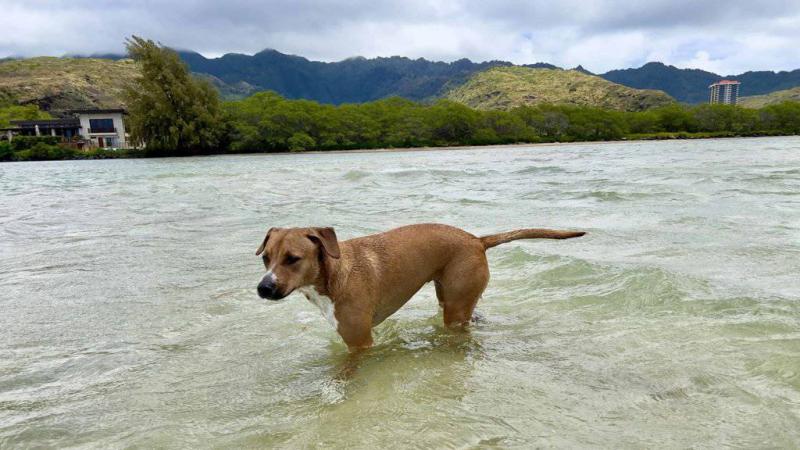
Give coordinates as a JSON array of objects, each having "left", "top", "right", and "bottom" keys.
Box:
[
  {"left": 0, "top": 51, "right": 561, "bottom": 110},
  {"left": 446, "top": 66, "right": 674, "bottom": 111},
  {"left": 4, "top": 51, "right": 799, "bottom": 113},
  {"left": 600, "top": 62, "right": 800, "bottom": 104},
  {"left": 739, "top": 86, "right": 800, "bottom": 108},
  {"left": 180, "top": 52, "right": 800, "bottom": 105},
  {"left": 177, "top": 49, "right": 557, "bottom": 103}
]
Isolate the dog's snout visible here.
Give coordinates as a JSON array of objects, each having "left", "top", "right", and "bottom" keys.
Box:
[
  {"left": 257, "top": 275, "right": 284, "bottom": 300},
  {"left": 257, "top": 280, "right": 274, "bottom": 298}
]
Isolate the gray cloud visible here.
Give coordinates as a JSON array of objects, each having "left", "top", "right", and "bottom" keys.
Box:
[{"left": 2, "top": 0, "right": 799, "bottom": 74}]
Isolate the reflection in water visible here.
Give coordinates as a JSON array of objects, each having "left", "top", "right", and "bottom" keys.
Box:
[{"left": 1, "top": 137, "right": 800, "bottom": 447}]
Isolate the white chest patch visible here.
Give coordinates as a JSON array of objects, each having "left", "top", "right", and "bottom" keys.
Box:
[{"left": 297, "top": 286, "right": 338, "bottom": 330}]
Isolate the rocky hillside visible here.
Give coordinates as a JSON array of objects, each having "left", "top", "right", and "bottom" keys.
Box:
[
  {"left": 738, "top": 86, "right": 800, "bottom": 108},
  {"left": 0, "top": 56, "right": 248, "bottom": 113},
  {"left": 0, "top": 57, "right": 137, "bottom": 112},
  {"left": 446, "top": 66, "right": 674, "bottom": 111}
]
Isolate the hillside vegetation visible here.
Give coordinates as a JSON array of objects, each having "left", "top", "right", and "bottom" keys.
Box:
[
  {"left": 446, "top": 67, "right": 674, "bottom": 111},
  {"left": 3, "top": 52, "right": 800, "bottom": 110},
  {"left": 179, "top": 50, "right": 800, "bottom": 105},
  {"left": 0, "top": 57, "right": 138, "bottom": 111},
  {"left": 178, "top": 49, "right": 560, "bottom": 103},
  {"left": 0, "top": 56, "right": 249, "bottom": 112},
  {"left": 739, "top": 86, "right": 800, "bottom": 108},
  {"left": 5, "top": 90, "right": 800, "bottom": 161}
]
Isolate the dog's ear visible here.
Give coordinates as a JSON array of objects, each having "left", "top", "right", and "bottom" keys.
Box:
[
  {"left": 255, "top": 227, "right": 279, "bottom": 256},
  {"left": 307, "top": 227, "right": 341, "bottom": 259}
]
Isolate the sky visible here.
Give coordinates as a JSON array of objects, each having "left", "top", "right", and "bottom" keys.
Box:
[{"left": 2, "top": 0, "right": 800, "bottom": 74}]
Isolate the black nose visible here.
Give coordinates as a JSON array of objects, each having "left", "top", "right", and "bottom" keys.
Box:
[
  {"left": 257, "top": 278, "right": 284, "bottom": 300},
  {"left": 257, "top": 279, "right": 275, "bottom": 298}
]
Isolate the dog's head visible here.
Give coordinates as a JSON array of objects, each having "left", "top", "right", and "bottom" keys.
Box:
[{"left": 254, "top": 227, "right": 340, "bottom": 300}]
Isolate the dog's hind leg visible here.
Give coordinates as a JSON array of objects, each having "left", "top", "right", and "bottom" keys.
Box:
[{"left": 436, "top": 252, "right": 490, "bottom": 328}]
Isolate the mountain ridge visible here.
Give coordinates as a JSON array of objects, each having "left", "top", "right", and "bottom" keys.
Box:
[
  {"left": 601, "top": 61, "right": 800, "bottom": 103},
  {"left": 65, "top": 49, "right": 800, "bottom": 104},
  {"left": 174, "top": 49, "right": 562, "bottom": 103},
  {"left": 2, "top": 50, "right": 799, "bottom": 113}
]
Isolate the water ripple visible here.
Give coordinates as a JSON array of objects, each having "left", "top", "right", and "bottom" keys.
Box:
[{"left": 1, "top": 137, "right": 800, "bottom": 447}]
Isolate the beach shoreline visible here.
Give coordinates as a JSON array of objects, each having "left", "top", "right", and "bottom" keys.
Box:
[
  {"left": 292, "top": 134, "right": 796, "bottom": 156},
  {"left": 2, "top": 133, "right": 795, "bottom": 163}
]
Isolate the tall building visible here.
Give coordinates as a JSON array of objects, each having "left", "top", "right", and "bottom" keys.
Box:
[{"left": 709, "top": 80, "right": 741, "bottom": 105}]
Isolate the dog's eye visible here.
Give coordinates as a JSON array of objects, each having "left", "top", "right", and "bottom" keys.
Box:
[{"left": 284, "top": 255, "right": 301, "bottom": 265}]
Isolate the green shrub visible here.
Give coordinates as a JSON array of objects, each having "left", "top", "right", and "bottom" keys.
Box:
[
  {"left": 12, "top": 150, "right": 31, "bottom": 161},
  {"left": 288, "top": 132, "right": 316, "bottom": 152},
  {"left": 8, "top": 141, "right": 75, "bottom": 161},
  {"left": 10, "top": 135, "right": 60, "bottom": 151},
  {"left": 0, "top": 141, "right": 12, "bottom": 161}
]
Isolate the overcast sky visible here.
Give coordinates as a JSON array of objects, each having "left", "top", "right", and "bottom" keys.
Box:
[{"left": 3, "top": 0, "right": 799, "bottom": 74}]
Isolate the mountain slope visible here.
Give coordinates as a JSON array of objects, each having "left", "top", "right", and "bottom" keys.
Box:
[
  {"left": 0, "top": 57, "right": 137, "bottom": 112},
  {"left": 177, "top": 49, "right": 558, "bottom": 103},
  {"left": 5, "top": 51, "right": 797, "bottom": 112},
  {"left": 0, "top": 52, "right": 548, "bottom": 111},
  {"left": 738, "top": 86, "right": 800, "bottom": 108},
  {"left": 601, "top": 62, "right": 800, "bottom": 103},
  {"left": 446, "top": 66, "right": 674, "bottom": 111},
  {"left": 0, "top": 56, "right": 252, "bottom": 111}
]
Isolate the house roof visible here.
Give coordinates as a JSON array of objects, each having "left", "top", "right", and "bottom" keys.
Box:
[
  {"left": 9, "top": 118, "right": 81, "bottom": 129},
  {"left": 68, "top": 108, "right": 127, "bottom": 115}
]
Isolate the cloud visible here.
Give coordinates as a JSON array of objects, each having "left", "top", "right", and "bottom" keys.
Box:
[{"left": 1, "top": 0, "right": 799, "bottom": 74}]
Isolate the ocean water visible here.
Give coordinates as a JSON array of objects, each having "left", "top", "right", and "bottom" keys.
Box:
[{"left": 1, "top": 137, "right": 799, "bottom": 448}]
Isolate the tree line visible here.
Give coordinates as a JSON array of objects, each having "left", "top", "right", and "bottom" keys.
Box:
[
  {"left": 2, "top": 37, "right": 799, "bottom": 161},
  {"left": 222, "top": 93, "right": 800, "bottom": 153},
  {"left": 122, "top": 37, "right": 800, "bottom": 155}
]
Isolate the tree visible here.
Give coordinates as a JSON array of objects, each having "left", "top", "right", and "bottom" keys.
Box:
[
  {"left": 653, "top": 104, "right": 696, "bottom": 132},
  {"left": 426, "top": 100, "right": 479, "bottom": 144},
  {"left": 288, "top": 132, "right": 316, "bottom": 152},
  {"left": 124, "top": 36, "right": 228, "bottom": 154},
  {"left": 760, "top": 102, "right": 800, "bottom": 134}
]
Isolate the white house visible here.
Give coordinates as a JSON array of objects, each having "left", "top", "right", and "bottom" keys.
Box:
[
  {"left": 4, "top": 108, "right": 129, "bottom": 149},
  {"left": 73, "top": 109, "right": 128, "bottom": 148}
]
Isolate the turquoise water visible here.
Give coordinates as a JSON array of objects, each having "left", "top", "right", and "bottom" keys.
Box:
[{"left": 1, "top": 137, "right": 799, "bottom": 448}]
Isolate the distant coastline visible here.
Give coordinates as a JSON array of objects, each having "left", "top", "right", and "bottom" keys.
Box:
[
  {"left": 304, "top": 133, "right": 797, "bottom": 156},
  {"left": 3, "top": 46, "right": 799, "bottom": 163},
  {"left": 2, "top": 131, "right": 795, "bottom": 163}
]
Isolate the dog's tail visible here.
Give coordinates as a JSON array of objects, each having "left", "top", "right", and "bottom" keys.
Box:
[{"left": 480, "top": 228, "right": 586, "bottom": 249}]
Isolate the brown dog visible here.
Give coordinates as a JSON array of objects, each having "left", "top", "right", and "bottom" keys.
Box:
[{"left": 256, "top": 224, "right": 585, "bottom": 351}]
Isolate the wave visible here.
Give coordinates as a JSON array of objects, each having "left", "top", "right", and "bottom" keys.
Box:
[
  {"left": 342, "top": 170, "right": 371, "bottom": 181},
  {"left": 512, "top": 165, "right": 569, "bottom": 175}
]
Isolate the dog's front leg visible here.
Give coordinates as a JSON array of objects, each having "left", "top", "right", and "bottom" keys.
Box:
[
  {"left": 333, "top": 348, "right": 368, "bottom": 380},
  {"left": 335, "top": 304, "right": 374, "bottom": 351},
  {"left": 339, "top": 324, "right": 373, "bottom": 352}
]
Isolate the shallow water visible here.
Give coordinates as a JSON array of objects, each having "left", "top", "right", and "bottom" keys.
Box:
[{"left": 1, "top": 137, "right": 799, "bottom": 448}]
